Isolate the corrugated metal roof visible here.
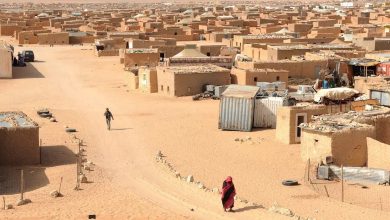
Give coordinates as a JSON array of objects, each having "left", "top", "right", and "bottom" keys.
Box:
[
  {"left": 222, "top": 85, "right": 259, "bottom": 98},
  {"left": 326, "top": 165, "right": 390, "bottom": 184}
]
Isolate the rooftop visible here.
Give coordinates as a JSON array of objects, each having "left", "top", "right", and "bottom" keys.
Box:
[
  {"left": 160, "top": 64, "right": 229, "bottom": 74},
  {"left": 126, "top": 48, "right": 158, "bottom": 53},
  {"left": 300, "top": 108, "right": 390, "bottom": 133},
  {"left": 240, "top": 34, "right": 293, "bottom": 39},
  {"left": 0, "top": 112, "right": 38, "bottom": 128}
]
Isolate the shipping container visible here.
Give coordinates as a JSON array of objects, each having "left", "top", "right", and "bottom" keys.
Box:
[
  {"left": 219, "top": 85, "right": 259, "bottom": 132},
  {"left": 253, "top": 97, "right": 287, "bottom": 128},
  {"left": 370, "top": 89, "right": 390, "bottom": 106},
  {"left": 214, "top": 85, "right": 228, "bottom": 98}
]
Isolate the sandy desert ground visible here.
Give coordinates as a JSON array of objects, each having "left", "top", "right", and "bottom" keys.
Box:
[{"left": 0, "top": 39, "right": 389, "bottom": 219}]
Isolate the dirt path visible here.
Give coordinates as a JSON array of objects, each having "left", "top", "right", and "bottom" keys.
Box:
[{"left": 0, "top": 45, "right": 288, "bottom": 219}]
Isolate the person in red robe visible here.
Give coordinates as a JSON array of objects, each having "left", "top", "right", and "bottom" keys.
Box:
[{"left": 221, "top": 176, "right": 236, "bottom": 212}]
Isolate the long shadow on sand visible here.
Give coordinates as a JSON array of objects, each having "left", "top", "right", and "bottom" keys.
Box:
[
  {"left": 12, "top": 62, "right": 45, "bottom": 79},
  {"left": 0, "top": 145, "right": 76, "bottom": 195},
  {"left": 40, "top": 145, "right": 77, "bottom": 167},
  {"left": 0, "top": 166, "right": 49, "bottom": 195},
  {"left": 233, "top": 205, "right": 264, "bottom": 213}
]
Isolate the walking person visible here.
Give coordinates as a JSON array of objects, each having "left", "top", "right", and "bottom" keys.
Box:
[
  {"left": 221, "top": 176, "right": 236, "bottom": 212},
  {"left": 104, "top": 108, "right": 114, "bottom": 130}
]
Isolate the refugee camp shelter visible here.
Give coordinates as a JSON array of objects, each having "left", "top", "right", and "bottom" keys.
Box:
[
  {"left": 276, "top": 105, "right": 328, "bottom": 144},
  {"left": 219, "top": 85, "right": 259, "bottom": 131},
  {"left": 0, "top": 42, "right": 12, "bottom": 78},
  {"left": 156, "top": 64, "right": 230, "bottom": 97},
  {"left": 300, "top": 108, "right": 390, "bottom": 167},
  {"left": 0, "top": 112, "right": 40, "bottom": 165},
  {"left": 138, "top": 67, "right": 158, "bottom": 93}
]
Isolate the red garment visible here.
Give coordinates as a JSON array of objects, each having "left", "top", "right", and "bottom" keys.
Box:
[{"left": 221, "top": 177, "right": 236, "bottom": 209}]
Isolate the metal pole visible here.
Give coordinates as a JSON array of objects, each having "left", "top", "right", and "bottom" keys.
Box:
[
  {"left": 20, "top": 169, "right": 24, "bottom": 201},
  {"left": 307, "top": 159, "right": 311, "bottom": 182},
  {"left": 39, "top": 139, "right": 42, "bottom": 164},
  {"left": 58, "top": 177, "right": 63, "bottom": 194},
  {"left": 341, "top": 165, "right": 344, "bottom": 202}
]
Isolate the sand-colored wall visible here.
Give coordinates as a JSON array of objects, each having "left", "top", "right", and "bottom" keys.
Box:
[
  {"left": 151, "top": 45, "right": 184, "bottom": 59},
  {"left": 301, "top": 130, "right": 332, "bottom": 164},
  {"left": 231, "top": 67, "right": 288, "bottom": 86},
  {"left": 276, "top": 106, "right": 328, "bottom": 144},
  {"left": 0, "top": 127, "right": 40, "bottom": 165},
  {"left": 0, "top": 24, "right": 22, "bottom": 36},
  {"left": 125, "top": 71, "right": 139, "bottom": 91},
  {"left": 0, "top": 48, "right": 12, "bottom": 78},
  {"left": 301, "top": 127, "right": 376, "bottom": 166},
  {"left": 252, "top": 60, "right": 328, "bottom": 79},
  {"left": 331, "top": 127, "right": 376, "bottom": 166},
  {"left": 367, "top": 137, "right": 390, "bottom": 170},
  {"left": 354, "top": 76, "right": 387, "bottom": 94},
  {"left": 173, "top": 71, "right": 231, "bottom": 97},
  {"left": 199, "top": 45, "right": 222, "bottom": 56},
  {"left": 18, "top": 31, "right": 39, "bottom": 44},
  {"left": 37, "top": 32, "right": 69, "bottom": 45},
  {"left": 138, "top": 68, "right": 158, "bottom": 93},
  {"left": 69, "top": 35, "right": 96, "bottom": 44},
  {"left": 124, "top": 52, "right": 159, "bottom": 68},
  {"left": 156, "top": 67, "right": 175, "bottom": 96},
  {"left": 374, "top": 116, "right": 390, "bottom": 145},
  {"left": 157, "top": 67, "right": 230, "bottom": 97}
]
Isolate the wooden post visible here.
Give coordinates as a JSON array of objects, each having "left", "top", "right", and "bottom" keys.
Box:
[
  {"left": 39, "top": 139, "right": 42, "bottom": 164},
  {"left": 324, "top": 185, "right": 329, "bottom": 198},
  {"left": 2, "top": 196, "right": 5, "bottom": 210},
  {"left": 341, "top": 165, "right": 344, "bottom": 202},
  {"left": 20, "top": 169, "right": 24, "bottom": 201},
  {"left": 307, "top": 159, "right": 311, "bottom": 183},
  {"left": 58, "top": 177, "right": 63, "bottom": 194}
]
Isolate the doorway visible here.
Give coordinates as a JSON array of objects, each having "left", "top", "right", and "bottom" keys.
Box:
[
  {"left": 160, "top": 53, "right": 165, "bottom": 62},
  {"left": 295, "top": 113, "right": 307, "bottom": 143}
]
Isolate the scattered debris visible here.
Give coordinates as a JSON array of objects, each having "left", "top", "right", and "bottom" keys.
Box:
[
  {"left": 79, "top": 174, "right": 88, "bottom": 183},
  {"left": 50, "top": 190, "right": 62, "bottom": 198},
  {"left": 175, "top": 171, "right": 181, "bottom": 178},
  {"left": 16, "top": 199, "right": 32, "bottom": 206},
  {"left": 187, "top": 175, "right": 194, "bottom": 183},
  {"left": 282, "top": 180, "right": 299, "bottom": 186},
  {"left": 212, "top": 187, "right": 220, "bottom": 194},
  {"left": 268, "top": 203, "right": 294, "bottom": 217},
  {"left": 5, "top": 204, "right": 13, "bottom": 210},
  {"left": 66, "top": 128, "right": 77, "bottom": 133}
]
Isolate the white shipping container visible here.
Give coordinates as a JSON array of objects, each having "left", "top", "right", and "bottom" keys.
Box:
[{"left": 254, "top": 97, "right": 287, "bottom": 128}]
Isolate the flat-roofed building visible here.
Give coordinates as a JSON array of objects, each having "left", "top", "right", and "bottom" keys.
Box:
[{"left": 157, "top": 64, "right": 231, "bottom": 97}]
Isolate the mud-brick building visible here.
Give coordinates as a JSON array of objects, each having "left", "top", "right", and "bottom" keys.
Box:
[
  {"left": 138, "top": 67, "right": 158, "bottom": 93},
  {"left": 300, "top": 109, "right": 390, "bottom": 167},
  {"left": 123, "top": 48, "right": 159, "bottom": 68},
  {"left": 37, "top": 32, "right": 69, "bottom": 45},
  {"left": 0, "top": 112, "right": 40, "bottom": 165},
  {"left": 156, "top": 64, "right": 231, "bottom": 97},
  {"left": 0, "top": 43, "right": 13, "bottom": 79},
  {"left": 231, "top": 67, "right": 288, "bottom": 86}
]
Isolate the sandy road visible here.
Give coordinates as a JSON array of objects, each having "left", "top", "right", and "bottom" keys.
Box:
[{"left": 0, "top": 44, "right": 287, "bottom": 219}]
